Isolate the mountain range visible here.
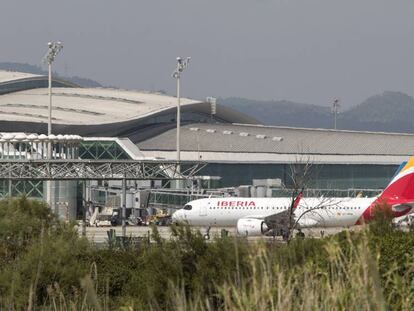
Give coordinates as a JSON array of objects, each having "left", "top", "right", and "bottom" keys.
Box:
[{"left": 220, "top": 91, "right": 414, "bottom": 133}]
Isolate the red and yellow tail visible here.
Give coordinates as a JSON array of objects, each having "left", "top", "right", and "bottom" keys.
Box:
[
  {"left": 357, "top": 157, "right": 414, "bottom": 223},
  {"left": 381, "top": 157, "right": 414, "bottom": 201}
]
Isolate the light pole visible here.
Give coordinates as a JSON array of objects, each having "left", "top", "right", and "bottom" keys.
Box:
[
  {"left": 42, "top": 41, "right": 63, "bottom": 211},
  {"left": 172, "top": 57, "right": 191, "bottom": 178},
  {"left": 43, "top": 41, "right": 63, "bottom": 136},
  {"left": 332, "top": 98, "right": 340, "bottom": 130}
]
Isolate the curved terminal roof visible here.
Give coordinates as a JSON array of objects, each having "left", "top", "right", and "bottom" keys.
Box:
[
  {"left": 0, "top": 75, "right": 257, "bottom": 137},
  {"left": 0, "top": 70, "right": 78, "bottom": 96},
  {"left": 138, "top": 123, "right": 414, "bottom": 165},
  {"left": 0, "top": 87, "right": 203, "bottom": 124},
  {"left": 0, "top": 70, "right": 41, "bottom": 83},
  {"left": 0, "top": 87, "right": 255, "bottom": 125}
]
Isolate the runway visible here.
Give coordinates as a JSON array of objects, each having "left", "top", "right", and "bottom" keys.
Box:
[{"left": 79, "top": 225, "right": 355, "bottom": 244}]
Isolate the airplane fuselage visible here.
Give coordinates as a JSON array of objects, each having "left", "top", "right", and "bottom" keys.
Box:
[{"left": 173, "top": 197, "right": 379, "bottom": 228}]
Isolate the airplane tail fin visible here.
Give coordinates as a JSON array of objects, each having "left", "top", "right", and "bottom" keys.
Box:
[
  {"left": 380, "top": 157, "right": 414, "bottom": 200},
  {"left": 357, "top": 158, "right": 414, "bottom": 224},
  {"left": 292, "top": 190, "right": 303, "bottom": 209}
]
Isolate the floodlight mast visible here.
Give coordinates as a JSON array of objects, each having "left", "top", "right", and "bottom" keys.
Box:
[
  {"left": 332, "top": 98, "right": 340, "bottom": 130},
  {"left": 42, "top": 41, "right": 63, "bottom": 212},
  {"left": 43, "top": 41, "right": 63, "bottom": 136},
  {"left": 172, "top": 57, "right": 191, "bottom": 175}
]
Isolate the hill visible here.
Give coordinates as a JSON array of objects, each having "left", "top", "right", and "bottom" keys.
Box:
[
  {"left": 340, "top": 91, "right": 414, "bottom": 132},
  {"left": 220, "top": 97, "right": 332, "bottom": 128},
  {"left": 221, "top": 92, "right": 414, "bottom": 133}
]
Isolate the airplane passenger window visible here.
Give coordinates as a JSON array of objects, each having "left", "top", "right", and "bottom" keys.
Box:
[{"left": 184, "top": 205, "right": 192, "bottom": 210}]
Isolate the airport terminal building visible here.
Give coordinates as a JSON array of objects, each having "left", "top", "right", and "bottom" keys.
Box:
[{"left": 0, "top": 69, "right": 413, "bottom": 204}]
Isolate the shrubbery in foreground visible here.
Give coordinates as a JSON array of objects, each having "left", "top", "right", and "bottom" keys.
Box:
[{"left": 0, "top": 197, "right": 414, "bottom": 310}]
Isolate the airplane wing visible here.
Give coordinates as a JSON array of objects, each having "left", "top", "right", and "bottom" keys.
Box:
[
  {"left": 241, "top": 191, "right": 304, "bottom": 228},
  {"left": 263, "top": 209, "right": 292, "bottom": 228}
]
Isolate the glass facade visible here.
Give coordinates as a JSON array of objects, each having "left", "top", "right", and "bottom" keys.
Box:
[
  {"left": 79, "top": 141, "right": 131, "bottom": 160},
  {"left": 0, "top": 180, "right": 43, "bottom": 198},
  {"left": 197, "top": 163, "right": 398, "bottom": 190}
]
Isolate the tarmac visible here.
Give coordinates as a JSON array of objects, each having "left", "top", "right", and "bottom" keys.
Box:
[{"left": 79, "top": 225, "right": 356, "bottom": 244}]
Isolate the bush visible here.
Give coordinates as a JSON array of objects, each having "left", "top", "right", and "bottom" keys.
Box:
[
  {"left": 0, "top": 197, "right": 57, "bottom": 263},
  {"left": 1, "top": 197, "right": 414, "bottom": 310}
]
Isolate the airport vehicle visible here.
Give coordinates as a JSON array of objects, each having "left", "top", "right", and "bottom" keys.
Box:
[
  {"left": 94, "top": 214, "right": 112, "bottom": 227},
  {"left": 172, "top": 157, "right": 414, "bottom": 236},
  {"left": 109, "top": 208, "right": 145, "bottom": 226},
  {"left": 146, "top": 210, "right": 172, "bottom": 226}
]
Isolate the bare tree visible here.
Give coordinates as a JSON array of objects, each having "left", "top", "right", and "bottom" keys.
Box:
[
  {"left": 291, "top": 196, "right": 342, "bottom": 235},
  {"left": 284, "top": 153, "right": 314, "bottom": 240},
  {"left": 283, "top": 152, "right": 351, "bottom": 241}
]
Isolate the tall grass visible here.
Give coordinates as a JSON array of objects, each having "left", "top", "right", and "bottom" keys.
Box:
[
  {"left": 161, "top": 235, "right": 388, "bottom": 310},
  {"left": 1, "top": 197, "right": 414, "bottom": 310},
  {"left": 216, "top": 233, "right": 386, "bottom": 311},
  {"left": 33, "top": 232, "right": 414, "bottom": 311}
]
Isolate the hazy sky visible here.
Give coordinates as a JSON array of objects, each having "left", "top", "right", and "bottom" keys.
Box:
[{"left": 1, "top": 0, "right": 414, "bottom": 107}]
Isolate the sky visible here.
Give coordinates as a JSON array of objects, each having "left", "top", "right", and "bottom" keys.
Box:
[{"left": 1, "top": 0, "right": 414, "bottom": 107}]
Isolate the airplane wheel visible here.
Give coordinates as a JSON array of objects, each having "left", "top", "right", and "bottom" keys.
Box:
[{"left": 296, "top": 231, "right": 305, "bottom": 239}]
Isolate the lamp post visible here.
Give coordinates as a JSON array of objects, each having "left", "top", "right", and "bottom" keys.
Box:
[
  {"left": 42, "top": 41, "right": 63, "bottom": 210},
  {"left": 43, "top": 41, "right": 63, "bottom": 136},
  {"left": 172, "top": 57, "right": 191, "bottom": 178},
  {"left": 332, "top": 98, "right": 340, "bottom": 130}
]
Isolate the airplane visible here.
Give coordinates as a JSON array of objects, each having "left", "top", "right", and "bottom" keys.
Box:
[{"left": 172, "top": 157, "right": 414, "bottom": 237}]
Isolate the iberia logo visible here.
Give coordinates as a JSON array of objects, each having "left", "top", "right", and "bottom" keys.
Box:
[{"left": 217, "top": 201, "right": 256, "bottom": 207}]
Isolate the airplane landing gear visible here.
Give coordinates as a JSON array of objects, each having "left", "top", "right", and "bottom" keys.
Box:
[
  {"left": 204, "top": 226, "right": 211, "bottom": 240},
  {"left": 296, "top": 229, "right": 305, "bottom": 239}
]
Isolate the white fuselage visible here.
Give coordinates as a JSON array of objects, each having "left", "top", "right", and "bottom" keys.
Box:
[{"left": 172, "top": 197, "right": 377, "bottom": 228}]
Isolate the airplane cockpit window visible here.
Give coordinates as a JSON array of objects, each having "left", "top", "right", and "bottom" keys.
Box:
[{"left": 184, "top": 205, "right": 192, "bottom": 210}]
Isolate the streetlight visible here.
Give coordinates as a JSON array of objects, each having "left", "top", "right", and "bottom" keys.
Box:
[
  {"left": 42, "top": 41, "right": 63, "bottom": 212},
  {"left": 332, "top": 98, "right": 340, "bottom": 130},
  {"left": 172, "top": 56, "right": 191, "bottom": 175},
  {"left": 43, "top": 41, "right": 63, "bottom": 136}
]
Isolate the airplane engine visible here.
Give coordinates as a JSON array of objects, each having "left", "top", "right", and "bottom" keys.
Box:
[
  {"left": 297, "top": 218, "right": 319, "bottom": 228},
  {"left": 237, "top": 218, "right": 269, "bottom": 236}
]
